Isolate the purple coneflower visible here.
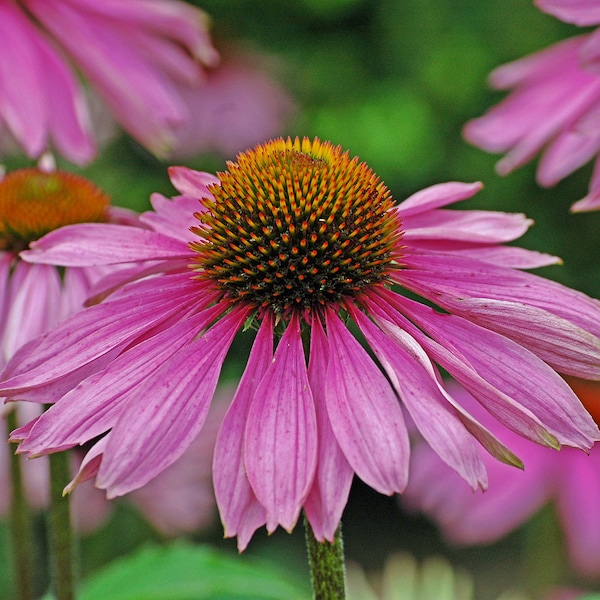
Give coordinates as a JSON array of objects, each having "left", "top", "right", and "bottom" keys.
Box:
[
  {"left": 0, "top": 0, "right": 218, "bottom": 164},
  {"left": 401, "top": 377, "right": 600, "bottom": 578},
  {"left": 3, "top": 138, "right": 600, "bottom": 550},
  {"left": 0, "top": 165, "right": 135, "bottom": 518},
  {"left": 464, "top": 1, "right": 600, "bottom": 211}
]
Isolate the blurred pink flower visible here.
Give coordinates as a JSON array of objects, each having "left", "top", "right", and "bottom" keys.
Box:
[
  {"left": 536, "top": 0, "right": 600, "bottom": 27},
  {"left": 0, "top": 0, "right": 218, "bottom": 164},
  {"left": 169, "top": 50, "right": 296, "bottom": 160},
  {"left": 0, "top": 166, "right": 130, "bottom": 514},
  {"left": 3, "top": 138, "right": 600, "bottom": 550},
  {"left": 401, "top": 378, "right": 600, "bottom": 578},
  {"left": 464, "top": 3, "right": 600, "bottom": 212}
]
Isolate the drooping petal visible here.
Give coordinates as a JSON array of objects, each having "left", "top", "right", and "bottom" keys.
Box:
[
  {"left": 17, "top": 306, "right": 221, "bottom": 457},
  {"left": 245, "top": 313, "right": 317, "bottom": 533},
  {"left": 0, "top": 272, "right": 204, "bottom": 392},
  {"left": 97, "top": 306, "right": 249, "bottom": 497},
  {"left": 324, "top": 308, "right": 409, "bottom": 495},
  {"left": 23, "top": 223, "right": 190, "bottom": 266},
  {"left": 397, "top": 253, "right": 600, "bottom": 378},
  {"left": 33, "top": 25, "right": 95, "bottom": 164},
  {"left": 1, "top": 263, "right": 61, "bottom": 362},
  {"left": 304, "top": 314, "right": 354, "bottom": 542},
  {"left": 349, "top": 305, "right": 488, "bottom": 491},
  {"left": 376, "top": 291, "right": 600, "bottom": 450},
  {"left": 213, "top": 314, "right": 273, "bottom": 550},
  {"left": 64, "top": 436, "right": 108, "bottom": 494},
  {"left": 0, "top": 4, "right": 47, "bottom": 157},
  {"left": 366, "top": 291, "right": 554, "bottom": 448},
  {"left": 25, "top": 0, "right": 190, "bottom": 155}
]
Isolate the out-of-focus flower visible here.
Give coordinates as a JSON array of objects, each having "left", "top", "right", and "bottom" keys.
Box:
[
  {"left": 401, "top": 378, "right": 600, "bottom": 578},
  {"left": 169, "top": 49, "right": 296, "bottom": 160},
  {"left": 0, "top": 0, "right": 219, "bottom": 164},
  {"left": 346, "top": 553, "right": 572, "bottom": 600},
  {"left": 0, "top": 165, "right": 129, "bottom": 514},
  {"left": 536, "top": 0, "right": 600, "bottom": 28},
  {"left": 3, "top": 138, "right": 600, "bottom": 551},
  {"left": 347, "top": 554, "right": 474, "bottom": 600},
  {"left": 464, "top": 3, "right": 600, "bottom": 212}
]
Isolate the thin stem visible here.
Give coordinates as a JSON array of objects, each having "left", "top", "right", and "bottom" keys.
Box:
[
  {"left": 47, "top": 450, "right": 76, "bottom": 600},
  {"left": 304, "top": 513, "right": 346, "bottom": 600},
  {"left": 7, "top": 409, "right": 35, "bottom": 600}
]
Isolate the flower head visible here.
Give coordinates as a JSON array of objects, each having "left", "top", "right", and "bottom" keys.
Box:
[
  {"left": 0, "top": 0, "right": 218, "bottom": 164},
  {"left": 3, "top": 138, "right": 600, "bottom": 550},
  {"left": 0, "top": 166, "right": 137, "bottom": 529},
  {"left": 401, "top": 377, "right": 600, "bottom": 578},
  {"left": 464, "top": 5, "right": 600, "bottom": 212}
]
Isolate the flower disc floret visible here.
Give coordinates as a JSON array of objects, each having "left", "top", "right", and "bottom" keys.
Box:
[
  {"left": 191, "top": 137, "right": 404, "bottom": 313},
  {"left": 0, "top": 169, "right": 109, "bottom": 252}
]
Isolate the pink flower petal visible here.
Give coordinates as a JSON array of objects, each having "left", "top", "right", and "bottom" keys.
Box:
[
  {"left": 1, "top": 263, "right": 61, "bottom": 361},
  {"left": 535, "top": 0, "right": 600, "bottom": 26},
  {"left": 64, "top": 436, "right": 107, "bottom": 494},
  {"left": 245, "top": 313, "right": 317, "bottom": 533},
  {"left": 34, "top": 28, "right": 95, "bottom": 164},
  {"left": 143, "top": 193, "right": 202, "bottom": 242},
  {"left": 25, "top": 0, "right": 203, "bottom": 155},
  {"left": 324, "top": 308, "right": 409, "bottom": 495},
  {"left": 396, "top": 182, "right": 483, "bottom": 218},
  {"left": 367, "top": 290, "right": 554, "bottom": 449},
  {"left": 379, "top": 291, "right": 599, "bottom": 450},
  {"left": 350, "top": 305, "right": 488, "bottom": 491},
  {"left": 421, "top": 246, "right": 561, "bottom": 269},
  {"left": 213, "top": 314, "right": 273, "bottom": 549},
  {"left": 167, "top": 166, "right": 219, "bottom": 199},
  {"left": 303, "top": 314, "right": 354, "bottom": 542},
  {"left": 23, "top": 223, "right": 190, "bottom": 266},
  {"left": 572, "top": 154, "right": 600, "bottom": 211},
  {"left": 97, "top": 307, "right": 248, "bottom": 497},
  {"left": 402, "top": 209, "right": 532, "bottom": 245},
  {"left": 17, "top": 307, "right": 220, "bottom": 457},
  {"left": 0, "top": 272, "right": 203, "bottom": 392},
  {"left": 397, "top": 253, "right": 600, "bottom": 378},
  {"left": 0, "top": 4, "right": 47, "bottom": 157}
]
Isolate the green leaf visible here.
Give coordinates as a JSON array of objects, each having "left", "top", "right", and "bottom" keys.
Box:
[{"left": 72, "top": 543, "right": 310, "bottom": 600}]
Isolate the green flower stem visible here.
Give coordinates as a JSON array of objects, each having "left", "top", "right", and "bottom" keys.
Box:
[
  {"left": 7, "top": 409, "right": 35, "bottom": 600},
  {"left": 304, "top": 513, "right": 346, "bottom": 600},
  {"left": 48, "top": 450, "right": 76, "bottom": 600}
]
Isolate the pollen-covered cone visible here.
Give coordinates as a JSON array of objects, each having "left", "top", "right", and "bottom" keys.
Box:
[
  {"left": 3, "top": 137, "right": 600, "bottom": 550},
  {"left": 401, "top": 378, "right": 600, "bottom": 578}
]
